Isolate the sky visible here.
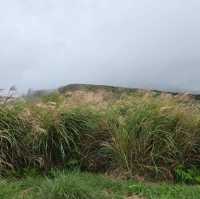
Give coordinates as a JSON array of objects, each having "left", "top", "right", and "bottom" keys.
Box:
[{"left": 0, "top": 0, "right": 200, "bottom": 93}]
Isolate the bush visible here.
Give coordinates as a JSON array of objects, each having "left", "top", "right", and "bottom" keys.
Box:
[
  {"left": 1, "top": 93, "right": 200, "bottom": 182},
  {"left": 175, "top": 166, "right": 200, "bottom": 184},
  {"left": 0, "top": 106, "right": 30, "bottom": 174},
  {"left": 104, "top": 95, "right": 200, "bottom": 180}
]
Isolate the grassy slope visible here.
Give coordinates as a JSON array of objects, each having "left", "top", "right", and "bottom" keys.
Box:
[
  {"left": 2, "top": 85, "right": 200, "bottom": 198},
  {"left": 58, "top": 83, "right": 200, "bottom": 99},
  {"left": 0, "top": 171, "right": 200, "bottom": 199}
]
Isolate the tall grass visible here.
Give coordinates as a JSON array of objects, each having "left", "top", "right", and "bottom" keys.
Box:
[
  {"left": 0, "top": 105, "right": 29, "bottom": 174},
  {"left": 28, "top": 107, "right": 107, "bottom": 170},
  {"left": 105, "top": 94, "right": 200, "bottom": 180},
  {"left": 1, "top": 92, "right": 200, "bottom": 181}
]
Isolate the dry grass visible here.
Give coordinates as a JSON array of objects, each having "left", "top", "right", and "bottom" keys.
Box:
[{"left": 1, "top": 89, "right": 200, "bottom": 182}]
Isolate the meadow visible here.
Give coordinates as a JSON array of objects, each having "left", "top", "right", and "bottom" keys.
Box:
[{"left": 1, "top": 86, "right": 200, "bottom": 198}]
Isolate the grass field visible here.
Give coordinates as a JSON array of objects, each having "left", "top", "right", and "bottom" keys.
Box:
[
  {"left": 1, "top": 170, "right": 200, "bottom": 199},
  {"left": 1, "top": 85, "right": 200, "bottom": 198}
]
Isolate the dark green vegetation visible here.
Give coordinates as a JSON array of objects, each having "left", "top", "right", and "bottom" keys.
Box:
[
  {"left": 1, "top": 170, "right": 200, "bottom": 199},
  {"left": 1, "top": 85, "right": 200, "bottom": 198}
]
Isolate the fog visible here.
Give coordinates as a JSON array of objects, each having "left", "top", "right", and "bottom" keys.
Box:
[{"left": 0, "top": 0, "right": 200, "bottom": 93}]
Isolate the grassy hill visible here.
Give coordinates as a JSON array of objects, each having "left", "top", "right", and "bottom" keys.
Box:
[
  {"left": 1, "top": 84, "right": 200, "bottom": 198},
  {"left": 58, "top": 83, "right": 200, "bottom": 99}
]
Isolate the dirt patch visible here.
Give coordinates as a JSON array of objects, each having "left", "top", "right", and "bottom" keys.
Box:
[
  {"left": 126, "top": 196, "right": 145, "bottom": 199},
  {"left": 104, "top": 189, "right": 145, "bottom": 199}
]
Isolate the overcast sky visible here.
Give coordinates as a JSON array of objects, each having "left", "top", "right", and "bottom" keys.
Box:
[{"left": 0, "top": 0, "right": 200, "bottom": 93}]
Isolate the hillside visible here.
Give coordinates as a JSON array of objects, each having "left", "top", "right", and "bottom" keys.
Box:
[
  {"left": 27, "top": 84, "right": 200, "bottom": 101},
  {"left": 58, "top": 83, "right": 137, "bottom": 93},
  {"left": 1, "top": 84, "right": 200, "bottom": 198}
]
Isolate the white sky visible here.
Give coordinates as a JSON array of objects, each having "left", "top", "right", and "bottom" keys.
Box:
[{"left": 0, "top": 0, "right": 200, "bottom": 92}]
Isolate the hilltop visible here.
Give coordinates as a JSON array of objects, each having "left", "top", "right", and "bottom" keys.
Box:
[{"left": 26, "top": 83, "right": 200, "bottom": 101}]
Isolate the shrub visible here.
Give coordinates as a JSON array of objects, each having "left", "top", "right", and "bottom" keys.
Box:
[
  {"left": 0, "top": 106, "right": 29, "bottom": 174},
  {"left": 1, "top": 92, "right": 200, "bottom": 182},
  {"left": 104, "top": 95, "right": 200, "bottom": 180},
  {"left": 175, "top": 166, "right": 200, "bottom": 184}
]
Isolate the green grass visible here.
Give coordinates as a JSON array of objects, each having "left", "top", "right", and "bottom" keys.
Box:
[
  {"left": 1, "top": 91, "right": 200, "bottom": 182},
  {"left": 105, "top": 95, "right": 200, "bottom": 180},
  {"left": 0, "top": 170, "right": 200, "bottom": 199},
  {"left": 2, "top": 88, "right": 200, "bottom": 198}
]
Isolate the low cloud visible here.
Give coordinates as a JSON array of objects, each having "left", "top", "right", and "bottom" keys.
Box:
[{"left": 0, "top": 0, "right": 200, "bottom": 93}]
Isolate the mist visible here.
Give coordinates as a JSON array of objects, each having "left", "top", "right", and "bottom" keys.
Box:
[{"left": 0, "top": 0, "right": 200, "bottom": 93}]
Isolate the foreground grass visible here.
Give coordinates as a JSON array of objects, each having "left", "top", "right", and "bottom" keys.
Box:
[
  {"left": 0, "top": 171, "right": 200, "bottom": 199},
  {"left": 1, "top": 90, "right": 200, "bottom": 182}
]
